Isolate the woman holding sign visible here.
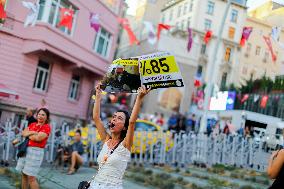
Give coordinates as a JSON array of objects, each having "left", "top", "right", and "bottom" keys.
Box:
[{"left": 89, "top": 83, "right": 150, "bottom": 189}]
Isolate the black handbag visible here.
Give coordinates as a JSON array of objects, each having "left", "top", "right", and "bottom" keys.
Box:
[
  {"left": 78, "top": 140, "right": 122, "bottom": 189},
  {"left": 78, "top": 181, "right": 91, "bottom": 189},
  {"left": 17, "top": 138, "right": 29, "bottom": 158}
]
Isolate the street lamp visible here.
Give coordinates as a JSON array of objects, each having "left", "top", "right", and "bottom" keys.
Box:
[{"left": 199, "top": 0, "right": 233, "bottom": 133}]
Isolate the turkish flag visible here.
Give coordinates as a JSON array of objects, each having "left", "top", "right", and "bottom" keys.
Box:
[
  {"left": 263, "top": 36, "right": 277, "bottom": 62},
  {"left": 260, "top": 95, "right": 268, "bottom": 108},
  {"left": 0, "top": 3, "right": 6, "bottom": 20},
  {"left": 118, "top": 17, "right": 139, "bottom": 45},
  {"left": 157, "top": 23, "right": 171, "bottom": 39},
  {"left": 204, "top": 30, "right": 212, "bottom": 44},
  {"left": 58, "top": 8, "right": 74, "bottom": 31},
  {"left": 241, "top": 94, "right": 249, "bottom": 103}
]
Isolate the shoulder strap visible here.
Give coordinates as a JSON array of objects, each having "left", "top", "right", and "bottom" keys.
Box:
[{"left": 110, "top": 140, "right": 122, "bottom": 155}]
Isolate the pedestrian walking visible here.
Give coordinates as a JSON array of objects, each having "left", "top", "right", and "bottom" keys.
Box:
[
  {"left": 267, "top": 149, "right": 284, "bottom": 189},
  {"left": 88, "top": 83, "right": 150, "bottom": 189},
  {"left": 15, "top": 108, "right": 51, "bottom": 189}
]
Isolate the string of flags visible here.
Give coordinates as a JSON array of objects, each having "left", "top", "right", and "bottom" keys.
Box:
[
  {"left": 0, "top": 0, "right": 283, "bottom": 60},
  {"left": 239, "top": 93, "right": 274, "bottom": 109}
]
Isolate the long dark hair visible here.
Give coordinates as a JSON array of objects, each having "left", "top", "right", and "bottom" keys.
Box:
[
  {"left": 37, "top": 108, "right": 50, "bottom": 124},
  {"left": 116, "top": 110, "right": 130, "bottom": 140}
]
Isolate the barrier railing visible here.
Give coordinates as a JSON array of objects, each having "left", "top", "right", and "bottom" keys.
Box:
[{"left": 0, "top": 120, "right": 271, "bottom": 172}]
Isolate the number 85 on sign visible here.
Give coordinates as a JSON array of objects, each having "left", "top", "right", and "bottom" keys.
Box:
[{"left": 139, "top": 56, "right": 179, "bottom": 77}]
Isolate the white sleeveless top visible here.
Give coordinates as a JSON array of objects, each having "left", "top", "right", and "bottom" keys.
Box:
[{"left": 93, "top": 140, "right": 131, "bottom": 186}]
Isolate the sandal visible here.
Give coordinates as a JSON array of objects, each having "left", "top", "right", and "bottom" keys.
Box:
[{"left": 67, "top": 169, "right": 75, "bottom": 175}]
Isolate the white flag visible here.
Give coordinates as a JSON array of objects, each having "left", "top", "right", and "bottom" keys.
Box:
[
  {"left": 22, "top": 1, "right": 39, "bottom": 27},
  {"left": 143, "top": 21, "right": 157, "bottom": 45},
  {"left": 271, "top": 26, "right": 281, "bottom": 42},
  {"left": 271, "top": 26, "right": 284, "bottom": 50}
]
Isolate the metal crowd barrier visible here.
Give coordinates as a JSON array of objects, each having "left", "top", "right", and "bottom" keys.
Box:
[{"left": 0, "top": 120, "right": 271, "bottom": 172}]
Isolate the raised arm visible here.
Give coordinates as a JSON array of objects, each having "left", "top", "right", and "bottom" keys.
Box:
[
  {"left": 93, "top": 83, "right": 110, "bottom": 143},
  {"left": 267, "top": 149, "right": 284, "bottom": 179},
  {"left": 123, "top": 86, "right": 150, "bottom": 150}
]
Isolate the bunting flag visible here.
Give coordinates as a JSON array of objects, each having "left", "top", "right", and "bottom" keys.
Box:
[
  {"left": 260, "top": 95, "right": 268, "bottom": 108},
  {"left": 0, "top": 0, "right": 6, "bottom": 21},
  {"left": 240, "top": 27, "right": 252, "bottom": 47},
  {"left": 271, "top": 26, "right": 281, "bottom": 42},
  {"left": 58, "top": 8, "right": 74, "bottom": 31},
  {"left": 143, "top": 21, "right": 157, "bottom": 45},
  {"left": 90, "top": 13, "right": 100, "bottom": 32},
  {"left": 118, "top": 18, "right": 139, "bottom": 45},
  {"left": 263, "top": 36, "right": 277, "bottom": 62},
  {"left": 271, "top": 26, "right": 284, "bottom": 50},
  {"left": 157, "top": 23, "right": 171, "bottom": 40},
  {"left": 241, "top": 94, "right": 249, "bottom": 103},
  {"left": 253, "top": 94, "right": 260, "bottom": 102},
  {"left": 187, "top": 28, "right": 193, "bottom": 52},
  {"left": 22, "top": 1, "right": 39, "bottom": 27},
  {"left": 194, "top": 73, "right": 202, "bottom": 88},
  {"left": 204, "top": 30, "right": 212, "bottom": 44}
]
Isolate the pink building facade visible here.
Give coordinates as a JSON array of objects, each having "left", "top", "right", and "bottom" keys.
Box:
[{"left": 0, "top": 0, "right": 125, "bottom": 125}]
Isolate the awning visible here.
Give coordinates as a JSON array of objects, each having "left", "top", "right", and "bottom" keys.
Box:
[{"left": 0, "top": 83, "right": 19, "bottom": 99}]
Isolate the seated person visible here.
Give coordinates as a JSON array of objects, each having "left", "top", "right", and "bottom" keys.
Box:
[{"left": 65, "top": 129, "right": 84, "bottom": 175}]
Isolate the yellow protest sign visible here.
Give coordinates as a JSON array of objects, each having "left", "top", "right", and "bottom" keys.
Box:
[{"left": 139, "top": 55, "right": 179, "bottom": 77}]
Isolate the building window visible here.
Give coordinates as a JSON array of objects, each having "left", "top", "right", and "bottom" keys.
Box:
[
  {"left": 161, "top": 13, "right": 165, "bottom": 23},
  {"left": 242, "top": 66, "right": 248, "bottom": 75},
  {"left": 181, "top": 20, "right": 184, "bottom": 30},
  {"left": 255, "top": 46, "right": 261, "bottom": 55},
  {"left": 201, "top": 44, "right": 206, "bottom": 54},
  {"left": 206, "top": 1, "right": 214, "bottom": 15},
  {"left": 100, "top": 0, "right": 120, "bottom": 14},
  {"left": 176, "top": 22, "right": 180, "bottom": 29},
  {"left": 169, "top": 9, "right": 173, "bottom": 21},
  {"left": 187, "top": 17, "right": 191, "bottom": 28},
  {"left": 245, "top": 43, "right": 251, "bottom": 57},
  {"left": 183, "top": 3, "right": 188, "bottom": 15},
  {"left": 197, "top": 65, "right": 203, "bottom": 76},
  {"left": 230, "top": 9, "right": 238, "bottom": 23},
  {"left": 221, "top": 72, "right": 227, "bottom": 89},
  {"left": 93, "top": 28, "right": 112, "bottom": 58},
  {"left": 189, "top": 2, "right": 193, "bottom": 11},
  {"left": 177, "top": 5, "right": 182, "bottom": 17},
  {"left": 33, "top": 60, "right": 50, "bottom": 92},
  {"left": 204, "top": 19, "right": 212, "bottom": 30},
  {"left": 38, "top": 0, "right": 78, "bottom": 35},
  {"left": 68, "top": 75, "right": 80, "bottom": 100},
  {"left": 228, "top": 27, "right": 235, "bottom": 39},
  {"left": 263, "top": 50, "right": 269, "bottom": 63},
  {"left": 224, "top": 47, "right": 231, "bottom": 62}
]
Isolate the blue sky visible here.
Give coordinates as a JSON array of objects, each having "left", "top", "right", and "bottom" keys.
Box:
[{"left": 125, "top": 0, "right": 269, "bottom": 15}]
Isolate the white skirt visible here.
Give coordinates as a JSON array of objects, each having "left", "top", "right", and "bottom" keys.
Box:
[{"left": 89, "top": 181, "right": 123, "bottom": 189}]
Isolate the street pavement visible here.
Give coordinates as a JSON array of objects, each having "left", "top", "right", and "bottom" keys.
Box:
[{"left": 0, "top": 165, "right": 150, "bottom": 189}]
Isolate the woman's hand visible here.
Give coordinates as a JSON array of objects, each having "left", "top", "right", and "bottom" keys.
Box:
[
  {"left": 137, "top": 86, "right": 151, "bottom": 100},
  {"left": 95, "top": 82, "right": 103, "bottom": 100},
  {"left": 22, "top": 128, "right": 37, "bottom": 137}
]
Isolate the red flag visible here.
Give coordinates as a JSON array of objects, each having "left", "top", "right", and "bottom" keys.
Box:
[
  {"left": 260, "top": 95, "right": 268, "bottom": 108},
  {"left": 0, "top": 3, "right": 6, "bottom": 20},
  {"left": 157, "top": 23, "right": 171, "bottom": 40},
  {"left": 263, "top": 36, "right": 277, "bottom": 62},
  {"left": 118, "top": 18, "right": 139, "bottom": 45},
  {"left": 58, "top": 8, "right": 74, "bottom": 31},
  {"left": 241, "top": 94, "right": 249, "bottom": 103},
  {"left": 240, "top": 27, "right": 252, "bottom": 47},
  {"left": 204, "top": 30, "right": 212, "bottom": 44}
]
